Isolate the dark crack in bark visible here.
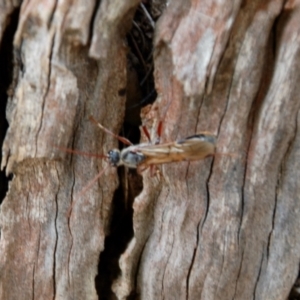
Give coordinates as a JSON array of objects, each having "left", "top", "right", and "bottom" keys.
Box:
[
  {"left": 35, "top": 32, "right": 55, "bottom": 156},
  {"left": 52, "top": 165, "right": 60, "bottom": 300},
  {"left": 253, "top": 252, "right": 264, "bottom": 300},
  {"left": 0, "top": 7, "right": 19, "bottom": 201}
]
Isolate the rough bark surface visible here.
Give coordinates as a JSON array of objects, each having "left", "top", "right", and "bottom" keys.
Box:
[
  {"left": 0, "top": 0, "right": 138, "bottom": 299},
  {"left": 0, "top": 0, "right": 300, "bottom": 300}
]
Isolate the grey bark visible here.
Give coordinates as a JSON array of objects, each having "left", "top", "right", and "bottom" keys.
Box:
[{"left": 0, "top": 0, "right": 299, "bottom": 299}]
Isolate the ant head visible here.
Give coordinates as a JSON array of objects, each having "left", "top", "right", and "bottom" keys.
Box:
[{"left": 107, "top": 149, "right": 121, "bottom": 167}]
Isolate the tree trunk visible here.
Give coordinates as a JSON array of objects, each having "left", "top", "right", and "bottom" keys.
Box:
[{"left": 0, "top": 0, "right": 299, "bottom": 299}]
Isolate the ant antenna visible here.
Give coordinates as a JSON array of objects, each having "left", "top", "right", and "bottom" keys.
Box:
[{"left": 89, "top": 116, "right": 133, "bottom": 146}]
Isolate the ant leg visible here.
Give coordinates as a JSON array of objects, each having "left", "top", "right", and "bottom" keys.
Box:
[
  {"left": 154, "top": 120, "right": 163, "bottom": 145},
  {"left": 67, "top": 165, "right": 109, "bottom": 218},
  {"left": 150, "top": 165, "right": 155, "bottom": 176},
  {"left": 137, "top": 165, "right": 149, "bottom": 174},
  {"left": 150, "top": 164, "right": 161, "bottom": 177},
  {"left": 89, "top": 115, "right": 133, "bottom": 146},
  {"left": 76, "top": 166, "right": 109, "bottom": 198},
  {"left": 142, "top": 125, "right": 152, "bottom": 143},
  {"left": 137, "top": 164, "right": 159, "bottom": 177},
  {"left": 141, "top": 119, "right": 163, "bottom": 145}
]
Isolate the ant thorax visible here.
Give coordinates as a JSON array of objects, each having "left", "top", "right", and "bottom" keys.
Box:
[{"left": 107, "top": 146, "right": 146, "bottom": 168}]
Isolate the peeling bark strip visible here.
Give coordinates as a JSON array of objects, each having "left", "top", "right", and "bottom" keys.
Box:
[{"left": 0, "top": 0, "right": 300, "bottom": 300}]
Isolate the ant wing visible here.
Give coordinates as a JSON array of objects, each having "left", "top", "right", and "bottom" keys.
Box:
[
  {"left": 137, "top": 133, "right": 216, "bottom": 166},
  {"left": 176, "top": 134, "right": 216, "bottom": 160}
]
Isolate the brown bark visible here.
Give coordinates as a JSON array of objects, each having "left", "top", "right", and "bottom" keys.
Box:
[{"left": 0, "top": 0, "right": 300, "bottom": 300}]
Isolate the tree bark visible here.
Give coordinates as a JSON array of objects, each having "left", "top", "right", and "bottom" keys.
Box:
[{"left": 0, "top": 0, "right": 300, "bottom": 300}]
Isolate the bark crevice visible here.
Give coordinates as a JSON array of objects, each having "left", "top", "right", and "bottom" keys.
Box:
[
  {"left": 253, "top": 253, "right": 264, "bottom": 300},
  {"left": 95, "top": 167, "right": 136, "bottom": 299},
  {"left": 0, "top": 7, "right": 19, "bottom": 201},
  {"left": 35, "top": 33, "right": 55, "bottom": 159},
  {"left": 52, "top": 166, "right": 60, "bottom": 300},
  {"left": 32, "top": 263, "right": 35, "bottom": 300},
  {"left": 186, "top": 218, "right": 201, "bottom": 300}
]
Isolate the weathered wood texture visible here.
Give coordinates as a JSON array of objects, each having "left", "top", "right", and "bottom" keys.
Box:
[
  {"left": 0, "top": 0, "right": 299, "bottom": 300},
  {"left": 114, "top": 0, "right": 300, "bottom": 300},
  {"left": 0, "top": 0, "right": 139, "bottom": 299}
]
